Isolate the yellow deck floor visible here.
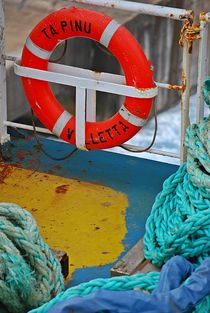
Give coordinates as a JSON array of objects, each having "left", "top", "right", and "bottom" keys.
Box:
[{"left": 0, "top": 164, "right": 128, "bottom": 277}]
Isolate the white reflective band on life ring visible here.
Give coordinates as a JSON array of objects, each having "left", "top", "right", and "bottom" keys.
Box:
[
  {"left": 52, "top": 110, "right": 72, "bottom": 137},
  {"left": 119, "top": 105, "right": 147, "bottom": 127},
  {"left": 100, "top": 20, "right": 121, "bottom": 48},
  {"left": 25, "top": 37, "right": 52, "bottom": 60}
]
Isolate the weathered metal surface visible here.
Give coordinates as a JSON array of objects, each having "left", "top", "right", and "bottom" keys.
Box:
[
  {"left": 135, "top": 260, "right": 160, "bottom": 274},
  {"left": 1, "top": 134, "right": 178, "bottom": 285},
  {"left": 111, "top": 238, "right": 160, "bottom": 276},
  {"left": 180, "top": 40, "right": 191, "bottom": 164},
  {"left": 111, "top": 239, "right": 145, "bottom": 276},
  {"left": 167, "top": 84, "right": 183, "bottom": 91},
  {"left": 0, "top": 162, "right": 128, "bottom": 279}
]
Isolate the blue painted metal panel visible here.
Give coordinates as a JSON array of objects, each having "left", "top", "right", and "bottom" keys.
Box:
[{"left": 2, "top": 134, "right": 178, "bottom": 287}]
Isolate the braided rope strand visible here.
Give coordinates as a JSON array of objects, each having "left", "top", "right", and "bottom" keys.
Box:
[{"left": 29, "top": 272, "right": 160, "bottom": 313}]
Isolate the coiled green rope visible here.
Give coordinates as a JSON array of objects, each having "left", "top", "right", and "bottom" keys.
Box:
[
  {"left": 143, "top": 81, "right": 210, "bottom": 312},
  {"left": 144, "top": 106, "right": 210, "bottom": 266},
  {"left": 0, "top": 203, "right": 64, "bottom": 313}
]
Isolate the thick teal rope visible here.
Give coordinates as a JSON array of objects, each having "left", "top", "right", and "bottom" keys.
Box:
[
  {"left": 144, "top": 117, "right": 210, "bottom": 266},
  {"left": 29, "top": 272, "right": 159, "bottom": 313},
  {"left": 143, "top": 85, "right": 210, "bottom": 312},
  {"left": 0, "top": 203, "right": 64, "bottom": 313}
]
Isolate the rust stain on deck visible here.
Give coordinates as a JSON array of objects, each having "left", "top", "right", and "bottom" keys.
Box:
[
  {"left": 0, "top": 164, "right": 13, "bottom": 184},
  {"left": 16, "top": 149, "right": 33, "bottom": 161},
  {"left": 55, "top": 184, "right": 69, "bottom": 194}
]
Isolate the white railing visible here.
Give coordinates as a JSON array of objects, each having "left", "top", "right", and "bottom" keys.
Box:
[{"left": 0, "top": 0, "right": 208, "bottom": 163}]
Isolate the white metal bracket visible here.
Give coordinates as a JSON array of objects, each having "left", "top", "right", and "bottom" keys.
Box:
[{"left": 14, "top": 61, "right": 158, "bottom": 150}]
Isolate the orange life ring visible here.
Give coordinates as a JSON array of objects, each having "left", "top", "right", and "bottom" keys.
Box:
[{"left": 21, "top": 7, "right": 155, "bottom": 150}]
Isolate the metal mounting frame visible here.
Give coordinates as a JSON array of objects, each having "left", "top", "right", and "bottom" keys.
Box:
[{"left": 14, "top": 61, "right": 158, "bottom": 151}]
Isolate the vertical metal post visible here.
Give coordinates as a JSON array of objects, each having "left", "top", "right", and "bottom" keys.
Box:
[
  {"left": 75, "top": 87, "right": 88, "bottom": 151},
  {"left": 180, "top": 40, "right": 191, "bottom": 164},
  {"left": 86, "top": 89, "right": 96, "bottom": 122},
  {"left": 0, "top": 0, "right": 9, "bottom": 144},
  {"left": 196, "top": 17, "right": 208, "bottom": 123}
]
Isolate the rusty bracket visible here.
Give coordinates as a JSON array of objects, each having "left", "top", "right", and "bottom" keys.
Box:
[{"left": 179, "top": 19, "right": 201, "bottom": 53}]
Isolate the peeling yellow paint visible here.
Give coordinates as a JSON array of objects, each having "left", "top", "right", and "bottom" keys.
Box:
[{"left": 0, "top": 165, "right": 128, "bottom": 277}]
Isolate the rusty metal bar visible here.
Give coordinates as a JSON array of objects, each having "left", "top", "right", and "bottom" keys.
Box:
[
  {"left": 156, "top": 82, "right": 183, "bottom": 91},
  {"left": 180, "top": 40, "right": 191, "bottom": 163},
  {"left": 68, "top": 0, "right": 193, "bottom": 21}
]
